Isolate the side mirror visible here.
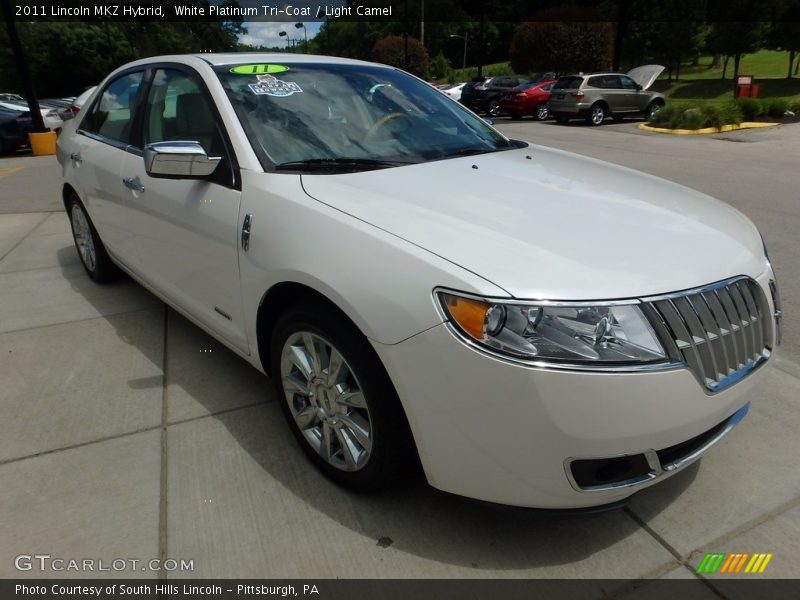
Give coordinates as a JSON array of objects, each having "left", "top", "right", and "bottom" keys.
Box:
[{"left": 144, "top": 141, "right": 221, "bottom": 178}]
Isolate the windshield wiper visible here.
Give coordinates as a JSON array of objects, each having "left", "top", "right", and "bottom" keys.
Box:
[
  {"left": 275, "top": 158, "right": 411, "bottom": 172},
  {"left": 442, "top": 147, "right": 498, "bottom": 159}
]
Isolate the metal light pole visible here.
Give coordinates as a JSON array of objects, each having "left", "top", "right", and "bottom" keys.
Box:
[
  {"left": 449, "top": 33, "right": 468, "bottom": 70},
  {"left": 294, "top": 22, "right": 307, "bottom": 52},
  {"left": 279, "top": 30, "right": 291, "bottom": 51}
]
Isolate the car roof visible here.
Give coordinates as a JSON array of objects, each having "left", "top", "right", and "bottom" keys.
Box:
[{"left": 109, "top": 53, "right": 388, "bottom": 78}]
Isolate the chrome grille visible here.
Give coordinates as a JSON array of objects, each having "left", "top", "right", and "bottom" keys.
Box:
[{"left": 645, "top": 278, "right": 772, "bottom": 392}]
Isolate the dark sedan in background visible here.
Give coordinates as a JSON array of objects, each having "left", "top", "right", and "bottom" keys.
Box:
[
  {"left": 0, "top": 107, "right": 32, "bottom": 155},
  {"left": 460, "top": 71, "right": 556, "bottom": 117}
]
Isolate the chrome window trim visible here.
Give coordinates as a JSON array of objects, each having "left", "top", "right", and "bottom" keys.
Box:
[{"left": 564, "top": 402, "right": 750, "bottom": 493}]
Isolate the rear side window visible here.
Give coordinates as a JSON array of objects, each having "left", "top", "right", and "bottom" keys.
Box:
[
  {"left": 81, "top": 72, "right": 144, "bottom": 145},
  {"left": 553, "top": 77, "right": 583, "bottom": 90}
]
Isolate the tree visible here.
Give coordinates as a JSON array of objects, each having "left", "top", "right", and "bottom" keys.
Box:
[
  {"left": 708, "top": 0, "right": 777, "bottom": 92},
  {"left": 0, "top": 0, "right": 242, "bottom": 96},
  {"left": 428, "top": 51, "right": 453, "bottom": 80},
  {"left": 509, "top": 6, "right": 613, "bottom": 75},
  {"left": 372, "top": 36, "right": 429, "bottom": 78},
  {"left": 767, "top": 0, "right": 800, "bottom": 77}
]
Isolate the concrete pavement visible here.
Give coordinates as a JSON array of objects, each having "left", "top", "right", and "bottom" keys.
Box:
[{"left": 0, "top": 122, "right": 798, "bottom": 589}]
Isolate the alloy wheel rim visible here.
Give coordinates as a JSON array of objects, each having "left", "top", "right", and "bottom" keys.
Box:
[
  {"left": 537, "top": 105, "right": 548, "bottom": 120},
  {"left": 592, "top": 107, "right": 604, "bottom": 124},
  {"left": 71, "top": 205, "right": 96, "bottom": 272},
  {"left": 280, "top": 331, "right": 373, "bottom": 472}
]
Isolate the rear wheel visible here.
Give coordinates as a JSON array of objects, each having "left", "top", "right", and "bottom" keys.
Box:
[
  {"left": 67, "top": 194, "right": 119, "bottom": 282},
  {"left": 271, "top": 302, "right": 416, "bottom": 491},
  {"left": 535, "top": 104, "right": 549, "bottom": 121},
  {"left": 587, "top": 103, "right": 606, "bottom": 126}
]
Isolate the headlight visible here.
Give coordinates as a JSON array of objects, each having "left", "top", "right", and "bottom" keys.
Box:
[{"left": 437, "top": 291, "right": 667, "bottom": 366}]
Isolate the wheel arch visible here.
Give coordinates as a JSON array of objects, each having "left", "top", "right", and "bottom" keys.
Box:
[
  {"left": 62, "top": 182, "right": 79, "bottom": 210},
  {"left": 256, "top": 281, "right": 372, "bottom": 378}
]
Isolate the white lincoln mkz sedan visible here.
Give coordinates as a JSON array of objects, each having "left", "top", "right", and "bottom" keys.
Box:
[{"left": 57, "top": 54, "right": 782, "bottom": 509}]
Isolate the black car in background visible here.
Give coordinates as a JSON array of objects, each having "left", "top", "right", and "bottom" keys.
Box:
[
  {"left": 460, "top": 71, "right": 556, "bottom": 117},
  {"left": 0, "top": 107, "right": 32, "bottom": 155}
]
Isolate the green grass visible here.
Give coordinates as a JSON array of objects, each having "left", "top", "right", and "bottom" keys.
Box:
[
  {"left": 451, "top": 61, "right": 514, "bottom": 81},
  {"left": 672, "top": 50, "right": 795, "bottom": 80}
]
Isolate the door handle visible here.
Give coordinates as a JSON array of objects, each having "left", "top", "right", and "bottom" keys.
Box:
[
  {"left": 69, "top": 152, "right": 82, "bottom": 164},
  {"left": 122, "top": 176, "right": 145, "bottom": 194},
  {"left": 241, "top": 214, "right": 253, "bottom": 251}
]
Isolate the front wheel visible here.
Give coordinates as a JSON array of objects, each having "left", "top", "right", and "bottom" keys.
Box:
[
  {"left": 67, "top": 195, "right": 119, "bottom": 282},
  {"left": 587, "top": 104, "right": 606, "bottom": 126},
  {"left": 271, "top": 302, "right": 415, "bottom": 491},
  {"left": 535, "top": 104, "right": 549, "bottom": 121},
  {"left": 487, "top": 100, "right": 501, "bottom": 118},
  {"left": 646, "top": 100, "right": 664, "bottom": 120}
]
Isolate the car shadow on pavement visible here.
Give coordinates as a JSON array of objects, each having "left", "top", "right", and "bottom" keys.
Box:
[{"left": 57, "top": 250, "right": 698, "bottom": 572}]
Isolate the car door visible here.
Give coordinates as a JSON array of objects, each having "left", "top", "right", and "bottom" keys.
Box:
[
  {"left": 71, "top": 71, "right": 146, "bottom": 266},
  {"left": 599, "top": 75, "right": 626, "bottom": 112},
  {"left": 618, "top": 75, "right": 643, "bottom": 112},
  {"left": 119, "top": 66, "right": 249, "bottom": 353}
]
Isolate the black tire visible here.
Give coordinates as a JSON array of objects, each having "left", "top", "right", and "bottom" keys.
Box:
[
  {"left": 487, "top": 100, "right": 501, "bottom": 118},
  {"left": 587, "top": 103, "right": 607, "bottom": 126},
  {"left": 645, "top": 100, "right": 665, "bottom": 120},
  {"left": 67, "top": 194, "right": 120, "bottom": 283},
  {"left": 270, "top": 301, "right": 416, "bottom": 492}
]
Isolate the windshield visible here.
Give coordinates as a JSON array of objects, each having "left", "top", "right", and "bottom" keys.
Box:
[{"left": 215, "top": 62, "right": 515, "bottom": 173}]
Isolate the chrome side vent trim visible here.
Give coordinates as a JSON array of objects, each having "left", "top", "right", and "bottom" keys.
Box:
[{"left": 645, "top": 277, "right": 771, "bottom": 393}]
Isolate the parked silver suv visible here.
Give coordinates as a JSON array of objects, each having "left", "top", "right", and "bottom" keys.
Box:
[{"left": 548, "top": 65, "right": 665, "bottom": 126}]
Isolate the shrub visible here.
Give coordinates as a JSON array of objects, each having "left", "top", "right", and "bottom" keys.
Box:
[
  {"left": 649, "top": 104, "right": 680, "bottom": 125},
  {"left": 718, "top": 101, "right": 743, "bottom": 126},
  {"left": 700, "top": 104, "right": 724, "bottom": 129},
  {"left": 736, "top": 97, "right": 763, "bottom": 121},
  {"left": 701, "top": 102, "right": 742, "bottom": 129},
  {"left": 372, "top": 36, "right": 429, "bottom": 78},
  {"left": 765, "top": 98, "right": 788, "bottom": 118},
  {"left": 789, "top": 101, "right": 800, "bottom": 114},
  {"left": 681, "top": 113, "right": 706, "bottom": 129}
]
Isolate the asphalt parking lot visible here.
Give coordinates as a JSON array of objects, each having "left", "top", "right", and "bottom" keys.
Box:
[{"left": 1, "top": 121, "right": 798, "bottom": 589}]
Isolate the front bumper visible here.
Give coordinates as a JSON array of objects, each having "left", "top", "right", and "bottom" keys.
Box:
[{"left": 372, "top": 277, "right": 777, "bottom": 509}]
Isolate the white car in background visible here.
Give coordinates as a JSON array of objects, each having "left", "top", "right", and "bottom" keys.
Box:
[
  {"left": 441, "top": 82, "right": 466, "bottom": 101},
  {"left": 0, "top": 98, "right": 64, "bottom": 133},
  {"left": 57, "top": 54, "right": 780, "bottom": 509}
]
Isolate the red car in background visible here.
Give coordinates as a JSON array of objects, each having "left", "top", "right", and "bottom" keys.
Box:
[{"left": 499, "top": 80, "right": 557, "bottom": 120}]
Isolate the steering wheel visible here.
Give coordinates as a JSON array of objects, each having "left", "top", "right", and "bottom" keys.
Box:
[{"left": 364, "top": 112, "right": 413, "bottom": 141}]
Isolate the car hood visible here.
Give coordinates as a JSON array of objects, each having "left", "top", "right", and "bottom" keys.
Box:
[
  {"left": 627, "top": 65, "right": 665, "bottom": 90},
  {"left": 300, "top": 146, "right": 765, "bottom": 300}
]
